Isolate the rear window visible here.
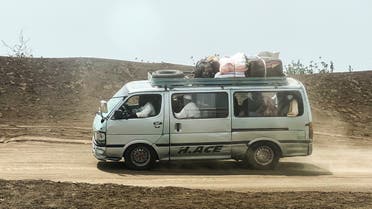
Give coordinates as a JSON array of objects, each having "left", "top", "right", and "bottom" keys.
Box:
[{"left": 233, "top": 91, "right": 304, "bottom": 117}]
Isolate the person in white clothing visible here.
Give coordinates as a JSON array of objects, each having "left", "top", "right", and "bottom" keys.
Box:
[
  {"left": 136, "top": 102, "right": 156, "bottom": 118},
  {"left": 174, "top": 94, "right": 201, "bottom": 119},
  {"left": 130, "top": 95, "right": 156, "bottom": 118},
  {"left": 277, "top": 92, "right": 299, "bottom": 117},
  {"left": 286, "top": 94, "right": 299, "bottom": 117}
]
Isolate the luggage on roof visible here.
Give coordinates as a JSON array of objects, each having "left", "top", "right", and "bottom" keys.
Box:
[
  {"left": 246, "top": 51, "right": 284, "bottom": 77},
  {"left": 214, "top": 71, "right": 245, "bottom": 78},
  {"left": 193, "top": 51, "right": 285, "bottom": 79},
  {"left": 148, "top": 70, "right": 288, "bottom": 88},
  {"left": 219, "top": 53, "right": 248, "bottom": 74},
  {"left": 194, "top": 56, "right": 220, "bottom": 78},
  {"left": 247, "top": 58, "right": 284, "bottom": 77}
]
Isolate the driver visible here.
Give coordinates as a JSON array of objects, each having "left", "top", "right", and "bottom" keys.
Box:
[{"left": 131, "top": 95, "right": 156, "bottom": 118}]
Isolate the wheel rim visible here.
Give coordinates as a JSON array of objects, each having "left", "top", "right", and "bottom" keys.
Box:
[
  {"left": 254, "top": 145, "right": 274, "bottom": 166},
  {"left": 130, "top": 146, "right": 151, "bottom": 167}
]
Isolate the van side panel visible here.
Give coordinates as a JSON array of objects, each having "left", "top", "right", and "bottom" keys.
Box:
[
  {"left": 105, "top": 92, "right": 165, "bottom": 159},
  {"left": 231, "top": 89, "right": 311, "bottom": 158},
  {"left": 169, "top": 90, "right": 232, "bottom": 160},
  {"left": 154, "top": 92, "right": 170, "bottom": 160},
  {"left": 231, "top": 130, "right": 309, "bottom": 158}
]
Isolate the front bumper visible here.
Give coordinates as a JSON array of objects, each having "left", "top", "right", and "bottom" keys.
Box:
[
  {"left": 92, "top": 137, "right": 107, "bottom": 160},
  {"left": 91, "top": 137, "right": 122, "bottom": 161}
]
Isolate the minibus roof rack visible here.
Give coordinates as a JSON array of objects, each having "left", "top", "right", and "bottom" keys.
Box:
[{"left": 148, "top": 72, "right": 288, "bottom": 88}]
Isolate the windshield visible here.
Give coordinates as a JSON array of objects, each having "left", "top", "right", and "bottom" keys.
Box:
[{"left": 102, "top": 97, "right": 124, "bottom": 117}]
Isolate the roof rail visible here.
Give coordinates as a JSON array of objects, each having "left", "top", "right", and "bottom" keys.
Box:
[{"left": 148, "top": 72, "right": 288, "bottom": 88}]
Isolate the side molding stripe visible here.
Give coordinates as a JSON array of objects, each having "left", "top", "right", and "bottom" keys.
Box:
[{"left": 232, "top": 128, "right": 289, "bottom": 132}]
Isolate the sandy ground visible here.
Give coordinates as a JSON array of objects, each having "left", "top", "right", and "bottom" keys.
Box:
[
  {"left": 1, "top": 111, "right": 371, "bottom": 208},
  {"left": 1, "top": 132, "right": 372, "bottom": 193}
]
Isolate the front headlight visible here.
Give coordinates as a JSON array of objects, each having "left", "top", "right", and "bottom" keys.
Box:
[{"left": 94, "top": 131, "right": 106, "bottom": 146}]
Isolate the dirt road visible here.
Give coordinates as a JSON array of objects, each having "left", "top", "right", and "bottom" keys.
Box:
[{"left": 1, "top": 133, "right": 372, "bottom": 193}]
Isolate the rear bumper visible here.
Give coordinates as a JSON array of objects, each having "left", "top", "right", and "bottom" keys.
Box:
[
  {"left": 281, "top": 141, "right": 312, "bottom": 157},
  {"left": 308, "top": 142, "right": 313, "bottom": 155}
]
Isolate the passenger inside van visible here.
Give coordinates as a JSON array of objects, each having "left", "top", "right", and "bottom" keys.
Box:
[
  {"left": 172, "top": 95, "right": 184, "bottom": 113},
  {"left": 239, "top": 92, "right": 264, "bottom": 117},
  {"left": 255, "top": 96, "right": 278, "bottom": 117},
  {"left": 277, "top": 92, "right": 299, "bottom": 117},
  {"left": 286, "top": 94, "right": 299, "bottom": 117},
  {"left": 174, "top": 94, "right": 201, "bottom": 119}
]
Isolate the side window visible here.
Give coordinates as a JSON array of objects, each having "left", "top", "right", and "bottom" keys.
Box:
[
  {"left": 125, "top": 96, "right": 140, "bottom": 106},
  {"left": 234, "top": 91, "right": 303, "bottom": 117},
  {"left": 172, "top": 92, "right": 228, "bottom": 119},
  {"left": 113, "top": 94, "right": 162, "bottom": 119}
]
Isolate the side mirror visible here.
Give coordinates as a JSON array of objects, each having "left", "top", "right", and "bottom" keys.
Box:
[{"left": 100, "top": 100, "right": 108, "bottom": 113}]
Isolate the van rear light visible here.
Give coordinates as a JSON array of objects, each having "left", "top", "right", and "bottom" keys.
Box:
[{"left": 306, "top": 122, "right": 313, "bottom": 140}]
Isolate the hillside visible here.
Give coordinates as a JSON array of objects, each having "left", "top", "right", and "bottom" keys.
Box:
[
  {"left": 0, "top": 56, "right": 371, "bottom": 138},
  {"left": 0, "top": 56, "right": 191, "bottom": 124},
  {"left": 294, "top": 72, "right": 372, "bottom": 137}
]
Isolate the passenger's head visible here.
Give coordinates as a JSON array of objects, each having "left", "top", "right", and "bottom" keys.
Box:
[
  {"left": 138, "top": 95, "right": 146, "bottom": 106},
  {"left": 287, "top": 94, "right": 294, "bottom": 101},
  {"left": 183, "top": 94, "right": 192, "bottom": 104},
  {"left": 277, "top": 92, "right": 292, "bottom": 101},
  {"left": 139, "top": 95, "right": 153, "bottom": 106},
  {"left": 252, "top": 92, "right": 263, "bottom": 101}
]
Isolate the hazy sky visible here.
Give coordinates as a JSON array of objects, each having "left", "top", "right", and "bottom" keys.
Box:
[{"left": 1, "top": 0, "right": 372, "bottom": 71}]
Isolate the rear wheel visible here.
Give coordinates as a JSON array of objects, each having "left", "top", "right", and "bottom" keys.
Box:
[
  {"left": 124, "top": 144, "right": 156, "bottom": 170},
  {"left": 246, "top": 142, "right": 280, "bottom": 170}
]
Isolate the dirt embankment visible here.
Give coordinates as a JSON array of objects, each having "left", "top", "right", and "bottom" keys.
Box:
[
  {"left": 0, "top": 57, "right": 191, "bottom": 140},
  {"left": 293, "top": 72, "right": 372, "bottom": 137},
  {"left": 1, "top": 179, "right": 372, "bottom": 209},
  {"left": 0, "top": 56, "right": 191, "bottom": 124}
]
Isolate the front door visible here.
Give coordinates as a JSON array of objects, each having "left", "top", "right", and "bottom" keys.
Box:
[
  {"left": 106, "top": 93, "right": 164, "bottom": 146},
  {"left": 169, "top": 91, "right": 231, "bottom": 160}
]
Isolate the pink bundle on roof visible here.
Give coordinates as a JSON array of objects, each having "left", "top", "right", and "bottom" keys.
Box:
[
  {"left": 219, "top": 53, "right": 248, "bottom": 74},
  {"left": 219, "top": 57, "right": 234, "bottom": 74}
]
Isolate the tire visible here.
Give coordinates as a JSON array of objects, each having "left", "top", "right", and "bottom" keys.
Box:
[
  {"left": 245, "top": 142, "right": 280, "bottom": 170},
  {"left": 152, "top": 70, "right": 184, "bottom": 78},
  {"left": 124, "top": 144, "right": 156, "bottom": 170}
]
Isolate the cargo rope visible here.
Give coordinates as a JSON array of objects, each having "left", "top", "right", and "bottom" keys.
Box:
[{"left": 256, "top": 56, "right": 267, "bottom": 79}]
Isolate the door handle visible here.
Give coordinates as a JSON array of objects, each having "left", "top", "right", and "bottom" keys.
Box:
[
  {"left": 153, "top": 121, "right": 162, "bottom": 128},
  {"left": 175, "top": 123, "right": 181, "bottom": 132}
]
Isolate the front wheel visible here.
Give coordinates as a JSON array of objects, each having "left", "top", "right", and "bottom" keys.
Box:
[
  {"left": 245, "top": 142, "right": 280, "bottom": 170},
  {"left": 124, "top": 144, "right": 156, "bottom": 170}
]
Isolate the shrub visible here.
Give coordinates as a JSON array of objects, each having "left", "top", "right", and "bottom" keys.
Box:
[
  {"left": 1, "top": 30, "right": 33, "bottom": 58},
  {"left": 285, "top": 57, "right": 334, "bottom": 75}
]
